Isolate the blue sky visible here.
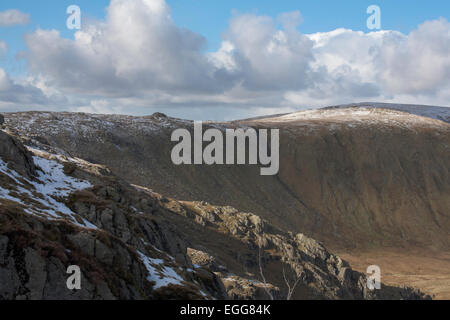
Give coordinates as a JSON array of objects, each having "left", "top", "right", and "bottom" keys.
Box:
[
  {"left": 0, "top": 0, "right": 449, "bottom": 119},
  {"left": 168, "top": 0, "right": 449, "bottom": 48}
]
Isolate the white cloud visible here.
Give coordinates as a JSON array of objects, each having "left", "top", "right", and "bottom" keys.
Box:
[
  {"left": 0, "top": 68, "right": 11, "bottom": 90},
  {"left": 0, "top": 9, "right": 30, "bottom": 27},
  {"left": 378, "top": 18, "right": 450, "bottom": 95},
  {"left": 24, "top": 0, "right": 228, "bottom": 96},
  {"left": 0, "top": 0, "right": 448, "bottom": 120},
  {"left": 0, "top": 41, "right": 7, "bottom": 57},
  {"left": 0, "top": 68, "right": 67, "bottom": 111},
  {"left": 280, "top": 19, "right": 450, "bottom": 108},
  {"left": 216, "top": 12, "right": 315, "bottom": 91}
]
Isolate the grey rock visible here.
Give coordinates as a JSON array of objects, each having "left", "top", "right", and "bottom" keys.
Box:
[
  {"left": 24, "top": 249, "right": 47, "bottom": 300},
  {"left": 0, "top": 131, "right": 36, "bottom": 178}
]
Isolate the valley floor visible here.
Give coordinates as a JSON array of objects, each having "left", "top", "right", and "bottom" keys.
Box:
[{"left": 337, "top": 248, "right": 450, "bottom": 300}]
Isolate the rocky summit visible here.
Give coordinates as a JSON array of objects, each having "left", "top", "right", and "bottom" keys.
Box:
[{"left": 1, "top": 103, "right": 448, "bottom": 300}]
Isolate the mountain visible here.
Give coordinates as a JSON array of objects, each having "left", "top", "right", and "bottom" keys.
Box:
[
  {"left": 0, "top": 128, "right": 426, "bottom": 300},
  {"left": 1, "top": 102, "right": 449, "bottom": 299},
  {"left": 4, "top": 105, "right": 449, "bottom": 250}
]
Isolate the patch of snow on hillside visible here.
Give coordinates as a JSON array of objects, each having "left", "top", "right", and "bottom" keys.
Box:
[
  {"left": 335, "top": 103, "right": 450, "bottom": 123},
  {"left": 0, "top": 159, "right": 25, "bottom": 184},
  {"left": 32, "top": 157, "right": 91, "bottom": 197},
  {"left": 0, "top": 156, "right": 96, "bottom": 229},
  {"left": 254, "top": 105, "right": 449, "bottom": 132},
  {"left": 138, "top": 251, "right": 184, "bottom": 289},
  {"left": 276, "top": 108, "right": 374, "bottom": 121},
  {"left": 0, "top": 185, "right": 26, "bottom": 205}
]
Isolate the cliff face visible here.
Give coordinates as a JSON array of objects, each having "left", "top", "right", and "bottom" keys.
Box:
[
  {"left": 0, "top": 127, "right": 428, "bottom": 300},
  {"left": 4, "top": 105, "right": 449, "bottom": 252}
]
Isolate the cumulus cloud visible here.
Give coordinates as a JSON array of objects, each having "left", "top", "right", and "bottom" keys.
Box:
[
  {"left": 283, "top": 19, "right": 450, "bottom": 107},
  {"left": 283, "top": 28, "right": 388, "bottom": 106},
  {"left": 211, "top": 12, "right": 314, "bottom": 91},
  {"left": 24, "top": 0, "right": 230, "bottom": 96},
  {"left": 0, "top": 9, "right": 30, "bottom": 27},
  {"left": 0, "top": 68, "right": 62, "bottom": 110},
  {"left": 378, "top": 18, "right": 450, "bottom": 95},
  {"left": 0, "top": 0, "right": 448, "bottom": 119}
]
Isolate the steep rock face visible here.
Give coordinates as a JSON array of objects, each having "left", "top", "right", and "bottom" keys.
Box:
[
  {"left": 0, "top": 208, "right": 224, "bottom": 300},
  {"left": 4, "top": 106, "right": 449, "bottom": 251},
  {"left": 0, "top": 212, "right": 141, "bottom": 300},
  {"left": 0, "top": 130, "right": 428, "bottom": 300},
  {"left": 0, "top": 134, "right": 226, "bottom": 300},
  {"left": 0, "top": 131, "right": 36, "bottom": 179}
]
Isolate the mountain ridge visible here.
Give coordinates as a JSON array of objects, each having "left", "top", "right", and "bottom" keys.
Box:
[
  {"left": 236, "top": 102, "right": 450, "bottom": 123},
  {"left": 4, "top": 104, "right": 448, "bottom": 250},
  {"left": 1, "top": 103, "right": 449, "bottom": 298}
]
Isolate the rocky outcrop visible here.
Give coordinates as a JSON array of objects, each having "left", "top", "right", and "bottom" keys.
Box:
[
  {"left": 0, "top": 181, "right": 226, "bottom": 300},
  {"left": 0, "top": 131, "right": 228, "bottom": 300},
  {"left": 0, "top": 131, "right": 36, "bottom": 178},
  {"left": 219, "top": 274, "right": 281, "bottom": 300},
  {"left": 174, "top": 201, "right": 427, "bottom": 300}
]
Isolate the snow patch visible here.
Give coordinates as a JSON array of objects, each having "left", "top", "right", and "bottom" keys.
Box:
[
  {"left": 138, "top": 251, "right": 185, "bottom": 289},
  {"left": 0, "top": 156, "right": 96, "bottom": 229},
  {"left": 336, "top": 103, "right": 450, "bottom": 123},
  {"left": 254, "top": 105, "right": 449, "bottom": 132}
]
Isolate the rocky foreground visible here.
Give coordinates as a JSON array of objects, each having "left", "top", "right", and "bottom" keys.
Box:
[{"left": 0, "top": 119, "right": 429, "bottom": 300}]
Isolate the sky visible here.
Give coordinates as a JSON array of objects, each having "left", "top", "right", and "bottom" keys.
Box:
[{"left": 0, "top": 0, "right": 449, "bottom": 120}]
